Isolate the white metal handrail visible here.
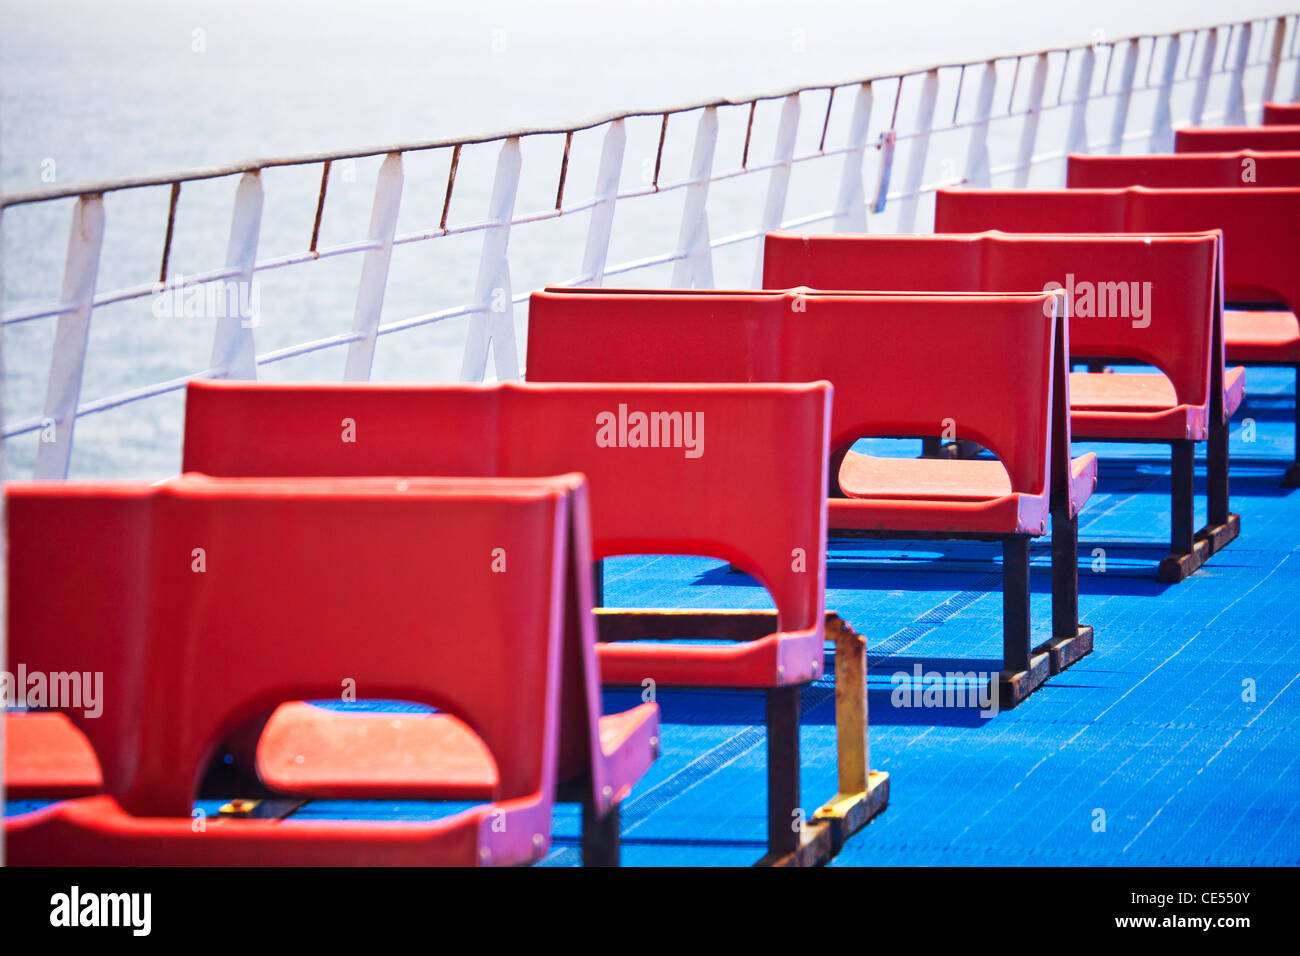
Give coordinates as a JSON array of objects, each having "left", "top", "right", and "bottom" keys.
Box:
[{"left": 2, "top": 13, "right": 1298, "bottom": 477}]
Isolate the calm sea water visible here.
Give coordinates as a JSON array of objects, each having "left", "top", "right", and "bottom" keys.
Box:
[{"left": 1, "top": 0, "right": 1291, "bottom": 478}]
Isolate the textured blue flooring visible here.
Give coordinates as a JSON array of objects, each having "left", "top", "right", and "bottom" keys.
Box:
[{"left": 6, "top": 369, "right": 1299, "bottom": 866}]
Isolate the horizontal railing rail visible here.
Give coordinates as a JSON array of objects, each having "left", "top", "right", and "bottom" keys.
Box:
[{"left": 2, "top": 12, "right": 1298, "bottom": 478}]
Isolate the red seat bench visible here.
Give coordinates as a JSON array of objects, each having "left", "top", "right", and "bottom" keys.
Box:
[
  {"left": 527, "top": 288, "right": 1093, "bottom": 708},
  {"left": 1175, "top": 125, "right": 1300, "bottom": 152},
  {"left": 5, "top": 473, "right": 657, "bottom": 866},
  {"left": 936, "top": 185, "right": 1300, "bottom": 486},
  {"left": 763, "top": 230, "right": 1237, "bottom": 582},
  {"left": 1068, "top": 151, "right": 1300, "bottom": 188},
  {"left": 1264, "top": 103, "right": 1300, "bottom": 125},
  {"left": 180, "top": 379, "right": 848, "bottom": 866}
]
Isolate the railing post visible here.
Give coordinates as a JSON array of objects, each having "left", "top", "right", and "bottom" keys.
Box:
[
  {"left": 895, "top": 69, "right": 939, "bottom": 233},
  {"left": 1292, "top": 16, "right": 1300, "bottom": 102},
  {"left": 753, "top": 94, "right": 801, "bottom": 285},
  {"left": 1107, "top": 38, "right": 1140, "bottom": 154},
  {"left": 1226, "top": 22, "right": 1253, "bottom": 126},
  {"left": 1, "top": 205, "right": 7, "bottom": 866},
  {"left": 1066, "top": 46, "right": 1097, "bottom": 156},
  {"left": 670, "top": 107, "right": 719, "bottom": 289},
  {"left": 343, "top": 153, "right": 404, "bottom": 382},
  {"left": 1263, "top": 16, "right": 1288, "bottom": 114},
  {"left": 1190, "top": 28, "right": 1221, "bottom": 126},
  {"left": 1013, "top": 53, "right": 1049, "bottom": 188},
  {"left": 963, "top": 62, "right": 998, "bottom": 187},
  {"left": 832, "top": 83, "right": 873, "bottom": 232},
  {"left": 461, "top": 138, "right": 522, "bottom": 381},
  {"left": 1149, "top": 35, "right": 1182, "bottom": 152},
  {"left": 34, "top": 196, "right": 106, "bottom": 480},
  {"left": 209, "top": 171, "right": 264, "bottom": 380},
  {"left": 578, "top": 120, "right": 626, "bottom": 287}
]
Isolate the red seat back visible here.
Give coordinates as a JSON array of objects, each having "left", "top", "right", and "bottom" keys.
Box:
[
  {"left": 762, "top": 231, "right": 1219, "bottom": 410},
  {"left": 1067, "top": 151, "right": 1300, "bottom": 188},
  {"left": 6, "top": 474, "right": 578, "bottom": 821},
  {"left": 1264, "top": 103, "right": 1300, "bottom": 125},
  {"left": 184, "top": 381, "right": 831, "bottom": 637},
  {"left": 1175, "top": 126, "right": 1300, "bottom": 152},
  {"left": 525, "top": 290, "right": 1057, "bottom": 500},
  {"left": 935, "top": 186, "right": 1300, "bottom": 312}
]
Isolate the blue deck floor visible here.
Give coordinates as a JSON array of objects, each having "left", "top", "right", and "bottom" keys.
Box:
[{"left": 6, "top": 369, "right": 1299, "bottom": 867}]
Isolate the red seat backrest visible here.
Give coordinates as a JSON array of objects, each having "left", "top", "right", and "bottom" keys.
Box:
[
  {"left": 1175, "top": 126, "right": 1300, "bottom": 152},
  {"left": 935, "top": 186, "right": 1300, "bottom": 312},
  {"left": 6, "top": 474, "right": 578, "bottom": 820},
  {"left": 184, "top": 381, "right": 830, "bottom": 637},
  {"left": 525, "top": 290, "right": 1057, "bottom": 500},
  {"left": 1067, "top": 151, "right": 1300, "bottom": 188},
  {"left": 1264, "top": 103, "right": 1300, "bottom": 125},
  {"left": 762, "top": 231, "right": 1219, "bottom": 410}
]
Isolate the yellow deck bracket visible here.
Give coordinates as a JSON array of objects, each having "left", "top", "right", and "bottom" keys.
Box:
[{"left": 811, "top": 615, "right": 890, "bottom": 855}]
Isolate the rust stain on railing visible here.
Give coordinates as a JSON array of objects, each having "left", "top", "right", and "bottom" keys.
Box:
[
  {"left": 158, "top": 182, "right": 181, "bottom": 283},
  {"left": 309, "top": 160, "right": 331, "bottom": 255}
]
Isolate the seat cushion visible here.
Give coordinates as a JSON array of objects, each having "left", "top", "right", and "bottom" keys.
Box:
[
  {"left": 597, "top": 625, "right": 824, "bottom": 687},
  {"left": 256, "top": 700, "right": 661, "bottom": 806},
  {"left": 831, "top": 451, "right": 1049, "bottom": 535},
  {"left": 257, "top": 705, "right": 500, "bottom": 800},
  {"left": 1224, "top": 309, "right": 1300, "bottom": 363},
  {"left": 4, "top": 712, "right": 102, "bottom": 799},
  {"left": 1069, "top": 369, "right": 1245, "bottom": 440},
  {"left": 1070, "top": 371, "right": 1203, "bottom": 440},
  {"left": 838, "top": 452, "right": 1010, "bottom": 501},
  {"left": 1069, "top": 371, "right": 1181, "bottom": 411}
]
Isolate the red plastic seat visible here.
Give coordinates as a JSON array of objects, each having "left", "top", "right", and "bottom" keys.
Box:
[
  {"left": 1070, "top": 367, "right": 1245, "bottom": 420},
  {"left": 764, "top": 232, "right": 1226, "bottom": 440},
  {"left": 1175, "top": 126, "right": 1300, "bottom": 152},
  {"left": 530, "top": 288, "right": 1073, "bottom": 528},
  {"left": 1068, "top": 151, "right": 1300, "bottom": 189},
  {"left": 1264, "top": 103, "right": 1300, "bottom": 125},
  {"left": 259, "top": 710, "right": 499, "bottom": 799},
  {"left": 183, "top": 381, "right": 830, "bottom": 689},
  {"left": 255, "top": 705, "right": 655, "bottom": 806},
  {"left": 5, "top": 713, "right": 102, "bottom": 799},
  {"left": 181, "top": 379, "right": 831, "bottom": 863},
  {"left": 933, "top": 188, "right": 1300, "bottom": 321},
  {"left": 1224, "top": 310, "right": 1300, "bottom": 363},
  {"left": 527, "top": 288, "right": 1087, "bottom": 706},
  {"left": 935, "top": 185, "right": 1300, "bottom": 485},
  {"left": 6, "top": 473, "right": 656, "bottom": 866},
  {"left": 1062, "top": 164, "right": 1300, "bottom": 358},
  {"left": 762, "top": 229, "right": 1236, "bottom": 581},
  {"left": 837, "top": 455, "right": 1011, "bottom": 501}
]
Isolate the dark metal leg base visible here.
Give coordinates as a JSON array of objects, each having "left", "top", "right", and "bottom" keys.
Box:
[
  {"left": 920, "top": 437, "right": 945, "bottom": 459},
  {"left": 217, "top": 798, "right": 306, "bottom": 820},
  {"left": 580, "top": 800, "right": 621, "bottom": 867},
  {"left": 994, "top": 650, "right": 1052, "bottom": 711},
  {"left": 755, "top": 819, "right": 836, "bottom": 868},
  {"left": 1036, "top": 624, "right": 1094, "bottom": 676},
  {"left": 762, "top": 685, "right": 803, "bottom": 864},
  {"left": 1196, "top": 512, "right": 1241, "bottom": 557},
  {"left": 1157, "top": 539, "right": 1212, "bottom": 583},
  {"left": 1284, "top": 463, "right": 1300, "bottom": 488},
  {"left": 810, "top": 770, "right": 890, "bottom": 858},
  {"left": 923, "top": 439, "right": 981, "bottom": 460}
]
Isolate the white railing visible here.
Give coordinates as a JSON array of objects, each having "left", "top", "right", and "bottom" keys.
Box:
[{"left": 2, "top": 13, "right": 1299, "bottom": 479}]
